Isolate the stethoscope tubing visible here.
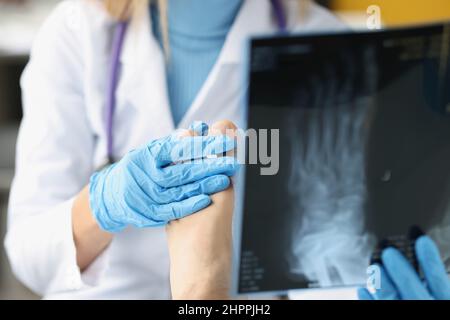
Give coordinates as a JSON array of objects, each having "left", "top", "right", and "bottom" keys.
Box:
[
  {"left": 106, "top": 21, "right": 128, "bottom": 164},
  {"left": 270, "top": 0, "right": 287, "bottom": 31}
]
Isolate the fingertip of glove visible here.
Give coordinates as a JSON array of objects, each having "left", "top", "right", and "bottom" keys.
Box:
[
  {"left": 216, "top": 175, "right": 231, "bottom": 189},
  {"left": 189, "top": 121, "right": 209, "bottom": 136},
  {"left": 196, "top": 194, "right": 212, "bottom": 208},
  {"left": 202, "top": 175, "right": 231, "bottom": 192},
  {"left": 381, "top": 247, "right": 401, "bottom": 263},
  {"left": 415, "top": 235, "right": 439, "bottom": 260},
  {"left": 415, "top": 235, "right": 433, "bottom": 250},
  {"left": 212, "top": 173, "right": 230, "bottom": 181}
]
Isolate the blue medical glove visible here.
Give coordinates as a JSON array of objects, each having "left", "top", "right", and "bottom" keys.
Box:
[
  {"left": 358, "top": 236, "right": 450, "bottom": 300},
  {"left": 89, "top": 132, "right": 237, "bottom": 232},
  {"left": 189, "top": 121, "right": 209, "bottom": 136}
]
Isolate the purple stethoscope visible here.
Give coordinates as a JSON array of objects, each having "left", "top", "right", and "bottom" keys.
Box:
[{"left": 105, "top": 0, "right": 287, "bottom": 164}]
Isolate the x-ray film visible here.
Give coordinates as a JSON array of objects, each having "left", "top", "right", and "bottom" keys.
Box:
[{"left": 237, "top": 22, "right": 450, "bottom": 294}]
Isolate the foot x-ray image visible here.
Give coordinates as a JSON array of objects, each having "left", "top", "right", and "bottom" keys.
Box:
[{"left": 237, "top": 23, "right": 450, "bottom": 294}]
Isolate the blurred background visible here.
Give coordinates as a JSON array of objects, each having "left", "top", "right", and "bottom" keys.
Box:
[{"left": 0, "top": 0, "right": 449, "bottom": 300}]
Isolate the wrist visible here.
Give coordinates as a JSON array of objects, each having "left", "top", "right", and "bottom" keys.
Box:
[
  {"left": 89, "top": 168, "right": 124, "bottom": 233},
  {"left": 72, "top": 186, "right": 114, "bottom": 270}
]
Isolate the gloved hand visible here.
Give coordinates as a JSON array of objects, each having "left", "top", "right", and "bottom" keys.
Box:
[
  {"left": 358, "top": 235, "right": 450, "bottom": 300},
  {"left": 89, "top": 130, "right": 237, "bottom": 232}
]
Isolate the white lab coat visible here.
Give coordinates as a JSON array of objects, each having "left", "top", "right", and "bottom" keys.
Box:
[{"left": 5, "top": 0, "right": 347, "bottom": 299}]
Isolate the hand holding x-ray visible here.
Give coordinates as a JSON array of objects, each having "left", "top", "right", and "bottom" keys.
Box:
[{"left": 359, "top": 235, "right": 450, "bottom": 300}]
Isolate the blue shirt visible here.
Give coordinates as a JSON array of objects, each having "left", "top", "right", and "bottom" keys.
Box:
[{"left": 152, "top": 0, "right": 243, "bottom": 125}]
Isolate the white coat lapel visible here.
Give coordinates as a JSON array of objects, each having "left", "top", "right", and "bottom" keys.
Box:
[
  {"left": 115, "top": 0, "right": 284, "bottom": 140},
  {"left": 116, "top": 8, "right": 175, "bottom": 142}
]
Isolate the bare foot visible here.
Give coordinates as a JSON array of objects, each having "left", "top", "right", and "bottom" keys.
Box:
[{"left": 166, "top": 120, "right": 237, "bottom": 300}]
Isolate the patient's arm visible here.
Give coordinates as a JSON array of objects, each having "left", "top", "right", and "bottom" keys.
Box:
[{"left": 166, "top": 120, "right": 237, "bottom": 300}]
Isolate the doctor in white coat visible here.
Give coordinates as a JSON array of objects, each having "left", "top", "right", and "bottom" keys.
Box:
[{"left": 5, "top": 0, "right": 345, "bottom": 299}]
